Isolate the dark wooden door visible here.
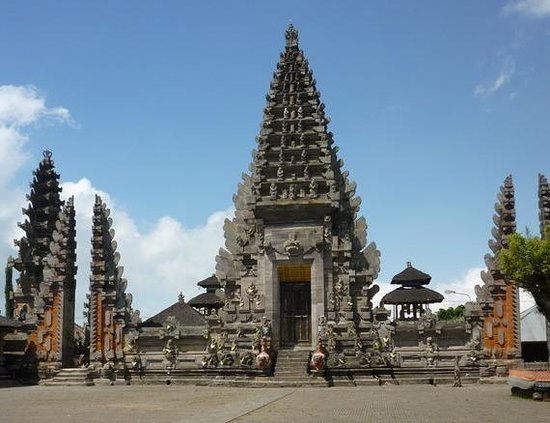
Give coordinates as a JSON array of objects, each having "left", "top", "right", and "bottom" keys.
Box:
[{"left": 280, "top": 282, "right": 311, "bottom": 346}]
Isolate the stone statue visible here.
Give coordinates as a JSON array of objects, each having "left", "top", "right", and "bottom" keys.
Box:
[
  {"left": 317, "top": 315, "right": 327, "bottom": 340},
  {"left": 255, "top": 338, "right": 271, "bottom": 372},
  {"left": 289, "top": 184, "right": 296, "bottom": 200},
  {"left": 309, "top": 179, "right": 318, "bottom": 198},
  {"left": 163, "top": 339, "right": 178, "bottom": 366},
  {"left": 310, "top": 338, "right": 327, "bottom": 372},
  {"left": 423, "top": 336, "right": 439, "bottom": 367},
  {"left": 260, "top": 316, "right": 272, "bottom": 339},
  {"left": 453, "top": 356, "right": 462, "bottom": 387},
  {"left": 270, "top": 183, "right": 277, "bottom": 200}
]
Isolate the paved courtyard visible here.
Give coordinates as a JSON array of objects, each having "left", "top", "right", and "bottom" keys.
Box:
[{"left": 0, "top": 384, "right": 548, "bottom": 422}]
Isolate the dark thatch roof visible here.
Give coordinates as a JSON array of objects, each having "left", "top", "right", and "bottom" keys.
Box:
[
  {"left": 381, "top": 287, "right": 444, "bottom": 305},
  {"left": 197, "top": 274, "right": 222, "bottom": 289},
  {"left": 188, "top": 292, "right": 224, "bottom": 308},
  {"left": 142, "top": 299, "right": 206, "bottom": 327},
  {"left": 391, "top": 263, "right": 431, "bottom": 287}
]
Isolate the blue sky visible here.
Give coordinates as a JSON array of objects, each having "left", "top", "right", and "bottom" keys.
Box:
[{"left": 1, "top": 1, "right": 549, "bottom": 318}]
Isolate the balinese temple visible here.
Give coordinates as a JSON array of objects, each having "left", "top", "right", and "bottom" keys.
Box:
[
  {"left": 381, "top": 262, "right": 443, "bottom": 321},
  {"left": 215, "top": 23, "right": 380, "bottom": 350},
  {"left": 188, "top": 274, "right": 225, "bottom": 316}
]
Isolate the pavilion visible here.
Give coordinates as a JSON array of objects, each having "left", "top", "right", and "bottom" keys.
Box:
[{"left": 381, "top": 262, "right": 444, "bottom": 321}]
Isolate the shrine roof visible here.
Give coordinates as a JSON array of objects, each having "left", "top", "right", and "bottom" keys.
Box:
[
  {"left": 197, "top": 274, "right": 222, "bottom": 289},
  {"left": 381, "top": 286, "right": 444, "bottom": 305},
  {"left": 142, "top": 298, "right": 206, "bottom": 327},
  {"left": 188, "top": 292, "right": 225, "bottom": 308},
  {"left": 391, "top": 262, "right": 432, "bottom": 286}
]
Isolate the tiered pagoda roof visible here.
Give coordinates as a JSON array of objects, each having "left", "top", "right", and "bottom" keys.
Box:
[
  {"left": 12, "top": 150, "right": 63, "bottom": 296},
  {"left": 235, "top": 23, "right": 363, "bottom": 221},
  {"left": 382, "top": 262, "right": 443, "bottom": 305},
  {"left": 188, "top": 274, "right": 224, "bottom": 310}
]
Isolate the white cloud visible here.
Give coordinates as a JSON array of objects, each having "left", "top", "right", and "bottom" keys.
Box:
[
  {"left": 474, "top": 59, "right": 516, "bottom": 99},
  {"left": 504, "top": 0, "right": 550, "bottom": 18},
  {"left": 0, "top": 85, "right": 70, "bottom": 129},
  {"left": 61, "top": 178, "right": 232, "bottom": 323},
  {"left": 432, "top": 267, "right": 483, "bottom": 310}
]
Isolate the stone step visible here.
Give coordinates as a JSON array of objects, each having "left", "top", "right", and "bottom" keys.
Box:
[{"left": 41, "top": 380, "right": 94, "bottom": 386}]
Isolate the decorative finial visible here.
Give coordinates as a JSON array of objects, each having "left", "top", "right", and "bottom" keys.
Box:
[
  {"left": 406, "top": 261, "right": 412, "bottom": 268},
  {"left": 285, "top": 23, "right": 299, "bottom": 48},
  {"left": 178, "top": 292, "right": 184, "bottom": 303},
  {"left": 43, "top": 150, "right": 53, "bottom": 161}
]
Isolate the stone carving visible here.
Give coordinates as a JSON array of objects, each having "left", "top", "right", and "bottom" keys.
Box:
[
  {"left": 34, "top": 198, "right": 77, "bottom": 367},
  {"left": 309, "top": 338, "right": 327, "bottom": 372},
  {"left": 11, "top": 151, "right": 64, "bottom": 326},
  {"left": 88, "top": 195, "right": 139, "bottom": 365},
  {"left": 289, "top": 183, "right": 296, "bottom": 200},
  {"left": 309, "top": 179, "right": 318, "bottom": 198},
  {"left": 475, "top": 176, "right": 520, "bottom": 359},
  {"left": 283, "top": 233, "right": 303, "bottom": 256},
  {"left": 255, "top": 338, "right": 271, "bottom": 371},
  {"left": 260, "top": 316, "right": 272, "bottom": 339},
  {"left": 270, "top": 182, "right": 277, "bottom": 199},
  {"left": 539, "top": 174, "right": 550, "bottom": 236},
  {"left": 317, "top": 315, "right": 328, "bottom": 340},
  {"left": 8, "top": 151, "right": 79, "bottom": 373},
  {"left": 214, "top": 24, "right": 380, "bottom": 364},
  {"left": 422, "top": 336, "right": 439, "bottom": 367},
  {"left": 163, "top": 339, "right": 178, "bottom": 367},
  {"left": 368, "top": 324, "right": 397, "bottom": 367},
  {"left": 329, "top": 279, "right": 346, "bottom": 311},
  {"left": 453, "top": 356, "right": 462, "bottom": 387}
]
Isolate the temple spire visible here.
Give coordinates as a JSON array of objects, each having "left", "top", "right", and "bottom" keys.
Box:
[
  {"left": 11, "top": 150, "right": 63, "bottom": 322},
  {"left": 538, "top": 173, "right": 550, "bottom": 237},
  {"left": 285, "top": 23, "right": 299, "bottom": 49}
]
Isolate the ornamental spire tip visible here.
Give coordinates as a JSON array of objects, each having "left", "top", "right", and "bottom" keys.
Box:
[{"left": 285, "top": 23, "right": 299, "bottom": 48}]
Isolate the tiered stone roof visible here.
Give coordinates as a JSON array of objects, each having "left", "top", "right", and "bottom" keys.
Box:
[
  {"left": 188, "top": 274, "right": 224, "bottom": 310},
  {"left": 475, "top": 175, "right": 520, "bottom": 358},
  {"left": 11, "top": 150, "right": 64, "bottom": 322},
  {"left": 539, "top": 174, "right": 550, "bottom": 237},
  {"left": 88, "top": 195, "right": 138, "bottom": 363}
]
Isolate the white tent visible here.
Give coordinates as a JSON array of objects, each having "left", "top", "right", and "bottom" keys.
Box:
[{"left": 521, "top": 305, "right": 548, "bottom": 343}]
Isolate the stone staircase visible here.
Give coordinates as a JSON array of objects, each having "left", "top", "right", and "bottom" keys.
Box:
[
  {"left": 272, "top": 348, "right": 327, "bottom": 387},
  {"left": 41, "top": 368, "right": 94, "bottom": 386}
]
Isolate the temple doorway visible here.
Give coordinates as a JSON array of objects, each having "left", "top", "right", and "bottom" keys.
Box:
[{"left": 279, "top": 264, "right": 311, "bottom": 348}]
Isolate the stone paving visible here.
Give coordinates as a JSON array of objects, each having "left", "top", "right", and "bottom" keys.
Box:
[{"left": 0, "top": 384, "right": 548, "bottom": 423}]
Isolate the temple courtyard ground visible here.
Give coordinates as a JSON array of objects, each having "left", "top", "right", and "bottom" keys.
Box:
[{"left": 1, "top": 383, "right": 548, "bottom": 422}]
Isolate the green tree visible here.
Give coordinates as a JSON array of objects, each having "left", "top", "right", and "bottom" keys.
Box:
[
  {"left": 436, "top": 305, "right": 465, "bottom": 321},
  {"left": 4, "top": 264, "right": 14, "bottom": 318},
  {"left": 498, "top": 229, "right": 550, "bottom": 321}
]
